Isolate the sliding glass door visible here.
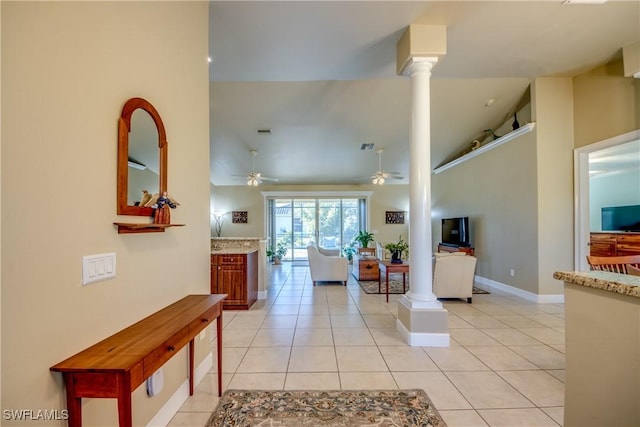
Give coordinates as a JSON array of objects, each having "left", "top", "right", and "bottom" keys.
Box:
[{"left": 269, "top": 197, "right": 365, "bottom": 262}]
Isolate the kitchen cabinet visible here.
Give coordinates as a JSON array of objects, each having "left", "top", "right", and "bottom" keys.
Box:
[{"left": 211, "top": 251, "right": 258, "bottom": 310}]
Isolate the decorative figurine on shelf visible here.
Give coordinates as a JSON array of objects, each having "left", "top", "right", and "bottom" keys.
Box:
[
  {"left": 139, "top": 190, "right": 152, "bottom": 208},
  {"left": 152, "top": 192, "right": 179, "bottom": 225},
  {"left": 512, "top": 113, "right": 520, "bottom": 131},
  {"left": 156, "top": 192, "right": 178, "bottom": 209},
  {"left": 143, "top": 192, "right": 180, "bottom": 209}
]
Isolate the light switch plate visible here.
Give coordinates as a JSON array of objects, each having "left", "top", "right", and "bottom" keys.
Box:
[{"left": 82, "top": 253, "right": 116, "bottom": 285}]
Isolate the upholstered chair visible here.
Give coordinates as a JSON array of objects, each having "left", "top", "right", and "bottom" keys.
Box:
[
  {"left": 432, "top": 252, "right": 477, "bottom": 303},
  {"left": 375, "top": 241, "right": 391, "bottom": 260},
  {"left": 307, "top": 245, "right": 348, "bottom": 286}
]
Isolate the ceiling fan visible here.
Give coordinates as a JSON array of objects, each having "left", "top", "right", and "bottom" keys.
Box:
[
  {"left": 370, "top": 148, "right": 403, "bottom": 185},
  {"left": 244, "top": 149, "right": 279, "bottom": 186}
]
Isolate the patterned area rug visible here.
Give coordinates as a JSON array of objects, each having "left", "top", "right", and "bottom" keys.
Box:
[
  {"left": 206, "top": 389, "right": 446, "bottom": 426},
  {"left": 358, "top": 274, "right": 489, "bottom": 295}
]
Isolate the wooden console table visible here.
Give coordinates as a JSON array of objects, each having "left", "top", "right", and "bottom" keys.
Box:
[
  {"left": 50, "top": 294, "right": 226, "bottom": 427},
  {"left": 378, "top": 261, "right": 409, "bottom": 303}
]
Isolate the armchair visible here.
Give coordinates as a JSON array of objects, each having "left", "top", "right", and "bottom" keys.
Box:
[
  {"left": 376, "top": 241, "right": 391, "bottom": 260},
  {"left": 432, "top": 252, "right": 477, "bottom": 303},
  {"left": 307, "top": 245, "right": 348, "bottom": 286}
]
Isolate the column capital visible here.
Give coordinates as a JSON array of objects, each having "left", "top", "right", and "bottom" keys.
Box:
[{"left": 400, "top": 56, "right": 438, "bottom": 77}]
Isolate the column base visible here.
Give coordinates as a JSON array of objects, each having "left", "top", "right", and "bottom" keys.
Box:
[{"left": 397, "top": 297, "right": 449, "bottom": 347}]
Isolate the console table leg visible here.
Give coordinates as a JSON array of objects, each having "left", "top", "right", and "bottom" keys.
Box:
[
  {"left": 64, "top": 374, "right": 82, "bottom": 427},
  {"left": 189, "top": 339, "right": 195, "bottom": 396},
  {"left": 117, "top": 374, "right": 132, "bottom": 427},
  {"left": 217, "top": 312, "right": 223, "bottom": 397}
]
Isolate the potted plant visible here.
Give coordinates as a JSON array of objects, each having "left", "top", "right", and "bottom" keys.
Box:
[
  {"left": 342, "top": 242, "right": 357, "bottom": 264},
  {"left": 385, "top": 236, "right": 409, "bottom": 264},
  {"left": 354, "top": 230, "right": 375, "bottom": 248},
  {"left": 272, "top": 242, "right": 288, "bottom": 265},
  {"left": 266, "top": 248, "right": 275, "bottom": 263}
]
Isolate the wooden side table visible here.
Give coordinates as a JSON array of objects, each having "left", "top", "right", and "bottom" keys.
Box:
[
  {"left": 352, "top": 254, "right": 379, "bottom": 281},
  {"left": 378, "top": 261, "right": 409, "bottom": 302}
]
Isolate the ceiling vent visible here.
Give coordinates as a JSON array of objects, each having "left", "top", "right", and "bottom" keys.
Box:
[
  {"left": 360, "top": 143, "right": 374, "bottom": 150},
  {"left": 257, "top": 129, "right": 272, "bottom": 135}
]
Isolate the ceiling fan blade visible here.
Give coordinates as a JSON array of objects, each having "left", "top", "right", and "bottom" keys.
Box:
[
  {"left": 381, "top": 171, "right": 404, "bottom": 179},
  {"left": 244, "top": 150, "right": 280, "bottom": 184}
]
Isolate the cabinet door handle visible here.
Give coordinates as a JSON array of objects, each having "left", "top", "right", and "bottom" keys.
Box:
[
  {"left": 167, "top": 345, "right": 175, "bottom": 352},
  {"left": 366, "top": 265, "right": 372, "bottom": 269},
  {"left": 201, "top": 318, "right": 209, "bottom": 323}
]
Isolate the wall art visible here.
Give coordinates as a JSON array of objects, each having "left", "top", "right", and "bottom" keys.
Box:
[
  {"left": 232, "top": 211, "right": 248, "bottom": 224},
  {"left": 385, "top": 211, "right": 405, "bottom": 224}
]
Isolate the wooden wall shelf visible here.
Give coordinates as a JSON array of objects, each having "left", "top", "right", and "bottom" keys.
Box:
[
  {"left": 433, "top": 123, "right": 536, "bottom": 174},
  {"left": 113, "top": 222, "right": 185, "bottom": 234}
]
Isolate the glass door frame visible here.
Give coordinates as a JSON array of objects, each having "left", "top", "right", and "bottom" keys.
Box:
[{"left": 263, "top": 191, "right": 373, "bottom": 262}]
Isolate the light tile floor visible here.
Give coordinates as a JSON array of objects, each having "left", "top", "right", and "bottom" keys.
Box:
[{"left": 168, "top": 263, "right": 565, "bottom": 427}]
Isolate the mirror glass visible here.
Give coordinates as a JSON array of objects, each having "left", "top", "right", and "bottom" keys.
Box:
[
  {"left": 117, "top": 98, "right": 167, "bottom": 216},
  {"left": 128, "top": 109, "right": 159, "bottom": 206}
]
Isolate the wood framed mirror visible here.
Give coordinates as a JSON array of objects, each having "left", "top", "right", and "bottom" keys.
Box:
[{"left": 117, "top": 97, "right": 167, "bottom": 216}]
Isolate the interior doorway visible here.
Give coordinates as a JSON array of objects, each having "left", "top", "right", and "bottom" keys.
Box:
[{"left": 574, "top": 129, "right": 640, "bottom": 270}]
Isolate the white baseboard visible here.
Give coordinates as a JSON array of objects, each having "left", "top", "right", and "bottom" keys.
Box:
[
  {"left": 475, "top": 276, "right": 564, "bottom": 304},
  {"left": 146, "top": 352, "right": 213, "bottom": 427}
]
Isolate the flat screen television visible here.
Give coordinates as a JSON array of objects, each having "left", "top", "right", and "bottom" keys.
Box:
[
  {"left": 441, "top": 217, "right": 470, "bottom": 247},
  {"left": 601, "top": 205, "right": 640, "bottom": 232}
]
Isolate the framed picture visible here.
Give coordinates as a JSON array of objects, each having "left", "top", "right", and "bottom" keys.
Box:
[
  {"left": 232, "top": 211, "right": 248, "bottom": 224},
  {"left": 385, "top": 211, "right": 405, "bottom": 224}
]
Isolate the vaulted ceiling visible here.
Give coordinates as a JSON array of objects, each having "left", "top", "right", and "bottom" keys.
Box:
[{"left": 208, "top": 1, "right": 639, "bottom": 186}]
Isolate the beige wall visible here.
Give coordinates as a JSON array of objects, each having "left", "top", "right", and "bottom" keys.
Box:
[
  {"left": 532, "top": 78, "right": 575, "bottom": 295},
  {"left": 432, "top": 130, "right": 539, "bottom": 293},
  {"left": 574, "top": 58, "right": 640, "bottom": 148},
  {"left": 210, "top": 184, "right": 409, "bottom": 246},
  {"left": 1, "top": 2, "right": 210, "bottom": 426}
]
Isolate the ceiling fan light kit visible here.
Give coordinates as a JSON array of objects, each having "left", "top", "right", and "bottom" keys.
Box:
[
  {"left": 370, "top": 148, "right": 403, "bottom": 185},
  {"left": 372, "top": 175, "right": 385, "bottom": 185},
  {"left": 245, "top": 149, "right": 278, "bottom": 186}
]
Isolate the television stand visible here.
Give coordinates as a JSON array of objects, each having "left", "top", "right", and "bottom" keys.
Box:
[{"left": 438, "top": 244, "right": 474, "bottom": 256}]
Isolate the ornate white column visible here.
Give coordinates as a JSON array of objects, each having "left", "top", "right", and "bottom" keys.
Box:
[
  {"left": 395, "top": 25, "right": 449, "bottom": 346},
  {"left": 404, "top": 58, "right": 441, "bottom": 307}
]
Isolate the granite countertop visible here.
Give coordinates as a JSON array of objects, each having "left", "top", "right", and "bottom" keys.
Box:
[
  {"left": 211, "top": 247, "right": 258, "bottom": 255},
  {"left": 553, "top": 271, "right": 640, "bottom": 298}
]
